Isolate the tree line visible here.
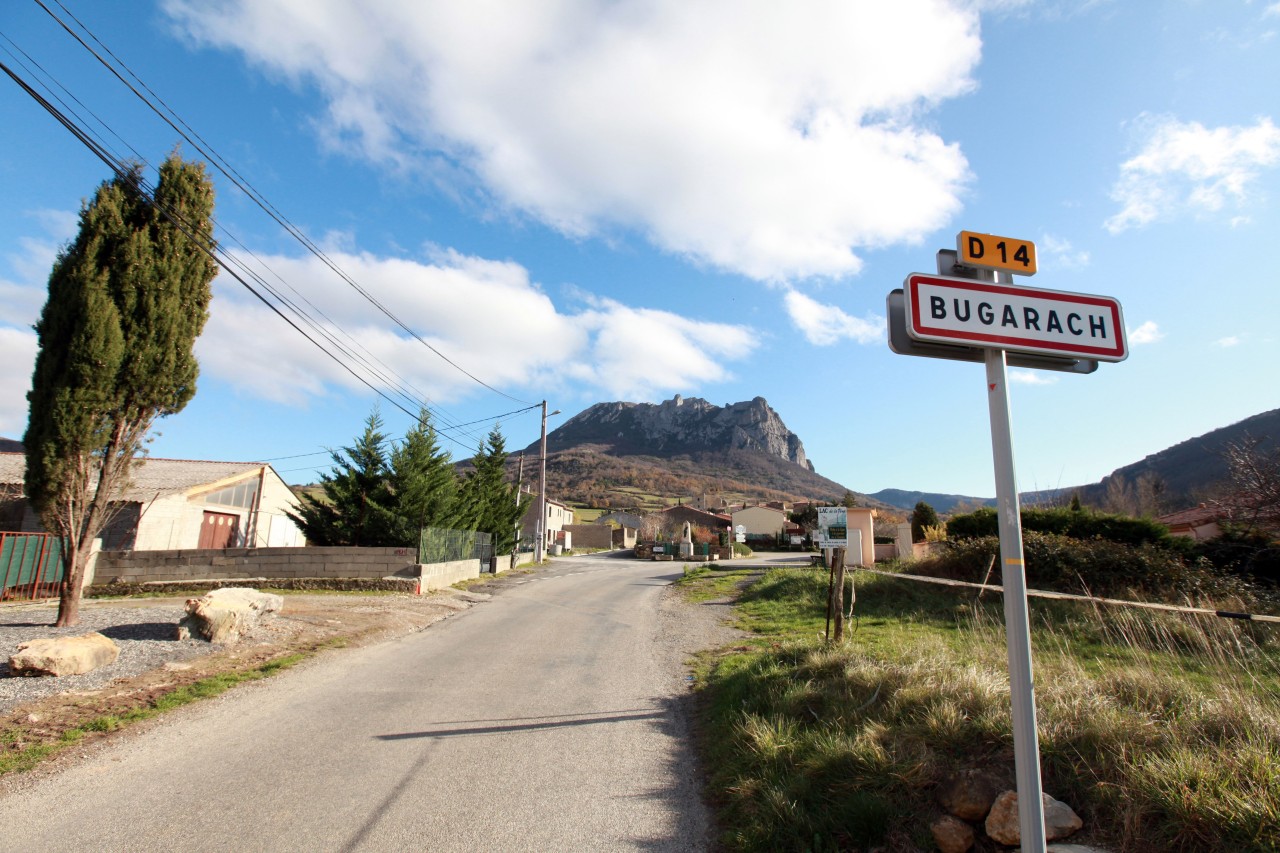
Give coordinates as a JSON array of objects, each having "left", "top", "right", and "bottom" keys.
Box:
[{"left": 288, "top": 409, "right": 531, "bottom": 556}]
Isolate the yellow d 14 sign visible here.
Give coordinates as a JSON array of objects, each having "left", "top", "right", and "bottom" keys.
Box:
[{"left": 958, "top": 230, "right": 1037, "bottom": 276}]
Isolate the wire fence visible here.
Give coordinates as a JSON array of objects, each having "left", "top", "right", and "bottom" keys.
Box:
[{"left": 417, "top": 526, "right": 493, "bottom": 565}]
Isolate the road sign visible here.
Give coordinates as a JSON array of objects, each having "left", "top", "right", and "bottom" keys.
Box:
[
  {"left": 887, "top": 290, "right": 1098, "bottom": 374},
  {"left": 957, "top": 230, "right": 1037, "bottom": 275},
  {"left": 904, "top": 273, "right": 1127, "bottom": 362},
  {"left": 817, "top": 507, "right": 847, "bottom": 548}
]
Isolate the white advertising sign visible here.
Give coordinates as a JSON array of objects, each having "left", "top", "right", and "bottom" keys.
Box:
[{"left": 817, "top": 507, "right": 848, "bottom": 548}]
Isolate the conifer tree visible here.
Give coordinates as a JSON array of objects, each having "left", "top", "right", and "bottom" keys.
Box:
[
  {"left": 24, "top": 154, "right": 217, "bottom": 627},
  {"left": 456, "top": 427, "right": 530, "bottom": 556},
  {"left": 287, "top": 410, "right": 397, "bottom": 547},
  {"left": 910, "top": 500, "right": 940, "bottom": 543},
  {"left": 386, "top": 409, "right": 459, "bottom": 546}
]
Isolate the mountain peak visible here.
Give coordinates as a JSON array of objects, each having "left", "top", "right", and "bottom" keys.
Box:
[{"left": 546, "top": 395, "right": 815, "bottom": 471}]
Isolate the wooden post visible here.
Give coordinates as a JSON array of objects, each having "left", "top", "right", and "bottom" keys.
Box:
[
  {"left": 831, "top": 547, "right": 847, "bottom": 641},
  {"left": 824, "top": 547, "right": 835, "bottom": 642}
]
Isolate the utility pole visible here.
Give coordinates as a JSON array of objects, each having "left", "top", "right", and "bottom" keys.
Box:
[
  {"left": 513, "top": 452, "right": 525, "bottom": 569},
  {"left": 535, "top": 401, "right": 560, "bottom": 562}
]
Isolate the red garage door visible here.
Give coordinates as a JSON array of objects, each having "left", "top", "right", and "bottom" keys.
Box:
[{"left": 199, "top": 511, "right": 240, "bottom": 549}]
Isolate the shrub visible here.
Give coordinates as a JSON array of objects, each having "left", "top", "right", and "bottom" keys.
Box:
[
  {"left": 911, "top": 531, "right": 1251, "bottom": 602},
  {"left": 947, "top": 506, "right": 1172, "bottom": 547},
  {"left": 911, "top": 501, "right": 940, "bottom": 543},
  {"left": 1192, "top": 527, "right": 1280, "bottom": 586}
]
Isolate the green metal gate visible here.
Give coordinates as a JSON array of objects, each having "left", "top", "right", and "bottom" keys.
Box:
[{"left": 0, "top": 533, "right": 65, "bottom": 601}]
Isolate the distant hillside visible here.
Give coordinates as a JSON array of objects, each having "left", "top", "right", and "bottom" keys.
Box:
[
  {"left": 869, "top": 489, "right": 995, "bottom": 514},
  {"left": 519, "top": 396, "right": 880, "bottom": 511},
  {"left": 0, "top": 438, "right": 23, "bottom": 453},
  {"left": 1042, "top": 408, "right": 1280, "bottom": 510}
]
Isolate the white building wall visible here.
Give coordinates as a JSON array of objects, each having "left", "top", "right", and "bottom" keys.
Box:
[
  {"left": 254, "top": 471, "right": 304, "bottom": 546},
  {"left": 132, "top": 495, "right": 205, "bottom": 550},
  {"left": 732, "top": 506, "right": 788, "bottom": 537}
]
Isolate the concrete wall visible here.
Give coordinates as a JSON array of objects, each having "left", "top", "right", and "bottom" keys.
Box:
[
  {"left": 94, "top": 545, "right": 421, "bottom": 583},
  {"left": 90, "top": 545, "right": 552, "bottom": 592},
  {"left": 563, "top": 524, "right": 613, "bottom": 550},
  {"left": 420, "top": 559, "right": 482, "bottom": 591}
]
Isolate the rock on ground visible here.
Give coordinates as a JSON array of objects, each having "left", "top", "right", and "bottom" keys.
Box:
[
  {"left": 985, "top": 790, "right": 1083, "bottom": 846},
  {"left": 930, "top": 814, "right": 975, "bottom": 853},
  {"left": 9, "top": 633, "right": 120, "bottom": 677},
  {"left": 177, "top": 588, "right": 284, "bottom": 643}
]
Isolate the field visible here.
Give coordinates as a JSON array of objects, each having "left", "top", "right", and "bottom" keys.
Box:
[{"left": 678, "top": 565, "right": 1280, "bottom": 852}]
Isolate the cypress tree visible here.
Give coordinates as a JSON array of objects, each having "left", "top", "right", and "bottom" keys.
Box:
[{"left": 24, "top": 154, "right": 217, "bottom": 627}]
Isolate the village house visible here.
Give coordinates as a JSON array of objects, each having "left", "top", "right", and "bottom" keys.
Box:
[{"left": 0, "top": 453, "right": 305, "bottom": 550}]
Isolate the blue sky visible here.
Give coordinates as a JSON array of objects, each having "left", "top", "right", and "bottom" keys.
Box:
[{"left": 2, "top": 0, "right": 1279, "bottom": 500}]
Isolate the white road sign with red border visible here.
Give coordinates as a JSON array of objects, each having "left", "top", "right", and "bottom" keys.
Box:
[{"left": 904, "top": 273, "right": 1128, "bottom": 362}]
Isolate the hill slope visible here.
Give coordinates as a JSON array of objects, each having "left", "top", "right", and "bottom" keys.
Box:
[{"left": 1072, "top": 407, "right": 1280, "bottom": 509}]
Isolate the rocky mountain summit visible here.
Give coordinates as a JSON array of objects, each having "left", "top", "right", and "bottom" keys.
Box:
[{"left": 543, "top": 395, "right": 815, "bottom": 471}]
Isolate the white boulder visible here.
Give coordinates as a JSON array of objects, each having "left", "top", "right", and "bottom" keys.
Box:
[
  {"left": 9, "top": 632, "right": 120, "bottom": 677},
  {"left": 177, "top": 587, "right": 284, "bottom": 643}
]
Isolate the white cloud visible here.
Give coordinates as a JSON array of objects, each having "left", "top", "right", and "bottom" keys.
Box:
[
  {"left": 783, "top": 290, "right": 882, "bottom": 346},
  {"left": 0, "top": 328, "right": 37, "bottom": 436},
  {"left": 1216, "top": 335, "right": 1242, "bottom": 347},
  {"left": 1037, "top": 234, "right": 1090, "bottom": 271},
  {"left": 1009, "top": 370, "right": 1057, "bottom": 385},
  {"left": 1106, "top": 115, "right": 1280, "bottom": 233},
  {"left": 165, "top": 0, "right": 980, "bottom": 283},
  {"left": 566, "top": 297, "right": 759, "bottom": 398},
  {"left": 199, "top": 248, "right": 757, "bottom": 406},
  {"left": 1127, "top": 320, "right": 1163, "bottom": 345},
  {"left": 1265, "top": 3, "right": 1280, "bottom": 19},
  {"left": 0, "top": 209, "right": 77, "bottom": 436}
]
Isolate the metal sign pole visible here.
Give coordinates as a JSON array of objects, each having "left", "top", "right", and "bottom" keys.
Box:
[{"left": 983, "top": 271, "right": 1047, "bottom": 851}]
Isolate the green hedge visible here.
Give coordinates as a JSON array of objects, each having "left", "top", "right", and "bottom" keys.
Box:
[
  {"left": 911, "top": 531, "right": 1250, "bottom": 602},
  {"left": 946, "top": 506, "right": 1172, "bottom": 547}
]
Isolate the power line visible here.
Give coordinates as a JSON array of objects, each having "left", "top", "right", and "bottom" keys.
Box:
[
  {"left": 0, "top": 55, "right": 496, "bottom": 452},
  {"left": 2, "top": 9, "right": 542, "bottom": 451},
  {"left": 36, "top": 0, "right": 530, "bottom": 407}
]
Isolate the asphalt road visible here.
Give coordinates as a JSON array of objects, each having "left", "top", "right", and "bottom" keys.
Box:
[{"left": 0, "top": 555, "right": 722, "bottom": 852}]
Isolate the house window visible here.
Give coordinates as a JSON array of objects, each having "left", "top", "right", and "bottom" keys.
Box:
[{"left": 196, "top": 479, "right": 259, "bottom": 509}]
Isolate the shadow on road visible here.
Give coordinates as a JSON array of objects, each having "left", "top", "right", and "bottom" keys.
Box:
[{"left": 374, "top": 708, "right": 665, "bottom": 740}]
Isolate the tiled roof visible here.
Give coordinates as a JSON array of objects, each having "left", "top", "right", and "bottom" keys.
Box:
[
  {"left": 1158, "top": 504, "right": 1223, "bottom": 527},
  {"left": 0, "top": 453, "right": 266, "bottom": 501}
]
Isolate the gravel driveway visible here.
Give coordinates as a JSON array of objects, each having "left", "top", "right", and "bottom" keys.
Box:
[
  {"left": 0, "top": 592, "right": 471, "bottom": 719},
  {"left": 0, "top": 601, "right": 220, "bottom": 715}
]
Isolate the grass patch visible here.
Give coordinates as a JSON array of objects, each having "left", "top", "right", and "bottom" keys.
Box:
[
  {"left": 0, "top": 652, "right": 311, "bottom": 778},
  {"left": 676, "top": 566, "right": 757, "bottom": 604},
  {"left": 692, "top": 567, "right": 1280, "bottom": 852}
]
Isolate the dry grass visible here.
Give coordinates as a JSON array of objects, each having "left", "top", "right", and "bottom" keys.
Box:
[{"left": 689, "top": 568, "right": 1280, "bottom": 852}]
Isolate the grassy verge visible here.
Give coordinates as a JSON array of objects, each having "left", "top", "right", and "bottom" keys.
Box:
[
  {"left": 681, "top": 566, "right": 1280, "bottom": 852},
  {"left": 0, "top": 651, "right": 311, "bottom": 778}
]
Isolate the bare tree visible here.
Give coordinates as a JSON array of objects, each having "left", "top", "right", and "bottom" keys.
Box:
[
  {"left": 1102, "top": 472, "right": 1166, "bottom": 518},
  {"left": 1211, "top": 436, "right": 1280, "bottom": 532}
]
